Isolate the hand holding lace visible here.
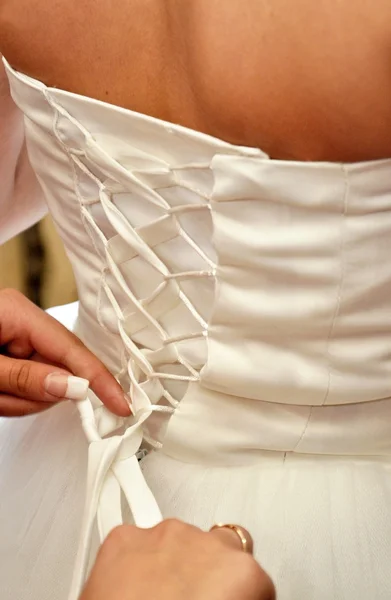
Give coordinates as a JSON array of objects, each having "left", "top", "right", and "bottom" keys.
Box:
[
  {"left": 0, "top": 288, "right": 130, "bottom": 417},
  {"left": 80, "top": 521, "right": 275, "bottom": 600}
]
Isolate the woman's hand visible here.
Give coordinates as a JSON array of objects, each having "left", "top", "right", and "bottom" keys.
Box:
[
  {"left": 0, "top": 288, "right": 130, "bottom": 417},
  {"left": 81, "top": 521, "right": 275, "bottom": 600}
]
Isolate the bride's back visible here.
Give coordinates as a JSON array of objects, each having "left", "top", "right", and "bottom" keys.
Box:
[
  {"left": 3, "top": 5, "right": 391, "bottom": 600},
  {"left": 1, "top": 0, "right": 391, "bottom": 162}
]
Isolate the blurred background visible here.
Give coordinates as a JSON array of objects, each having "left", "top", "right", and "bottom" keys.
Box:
[{"left": 0, "top": 216, "right": 77, "bottom": 309}]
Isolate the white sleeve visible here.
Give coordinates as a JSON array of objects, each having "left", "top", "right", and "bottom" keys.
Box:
[{"left": 0, "top": 58, "right": 47, "bottom": 244}]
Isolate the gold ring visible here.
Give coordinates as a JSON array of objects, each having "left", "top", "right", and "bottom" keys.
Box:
[{"left": 210, "top": 523, "right": 254, "bottom": 554}]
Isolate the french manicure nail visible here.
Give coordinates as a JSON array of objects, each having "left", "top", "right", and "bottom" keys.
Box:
[
  {"left": 66, "top": 376, "right": 90, "bottom": 400},
  {"left": 45, "top": 373, "right": 89, "bottom": 401}
]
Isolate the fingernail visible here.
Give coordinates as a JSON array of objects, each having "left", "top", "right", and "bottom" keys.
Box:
[
  {"left": 124, "top": 394, "right": 132, "bottom": 414},
  {"left": 66, "top": 376, "right": 90, "bottom": 400},
  {"left": 45, "top": 373, "right": 89, "bottom": 401}
]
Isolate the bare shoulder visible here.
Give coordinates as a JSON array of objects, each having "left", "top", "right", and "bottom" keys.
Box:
[
  {"left": 0, "top": 0, "right": 181, "bottom": 121},
  {"left": 0, "top": 0, "right": 72, "bottom": 62},
  {"left": 1, "top": 0, "right": 391, "bottom": 161},
  {"left": 0, "top": 0, "right": 145, "bottom": 84}
]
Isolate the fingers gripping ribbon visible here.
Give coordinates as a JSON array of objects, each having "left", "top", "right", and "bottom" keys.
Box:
[{"left": 68, "top": 393, "right": 163, "bottom": 600}]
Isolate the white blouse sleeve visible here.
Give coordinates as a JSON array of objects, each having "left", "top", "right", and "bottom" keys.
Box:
[{"left": 0, "top": 58, "right": 47, "bottom": 244}]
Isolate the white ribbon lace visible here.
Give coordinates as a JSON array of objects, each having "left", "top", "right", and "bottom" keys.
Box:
[
  {"left": 41, "top": 92, "right": 216, "bottom": 599},
  {"left": 67, "top": 399, "right": 163, "bottom": 600}
]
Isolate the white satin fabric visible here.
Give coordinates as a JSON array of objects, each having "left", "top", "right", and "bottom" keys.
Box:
[{"left": 2, "top": 58, "right": 391, "bottom": 600}]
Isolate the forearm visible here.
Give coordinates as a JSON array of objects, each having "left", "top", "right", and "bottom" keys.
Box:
[{"left": 0, "top": 58, "right": 46, "bottom": 243}]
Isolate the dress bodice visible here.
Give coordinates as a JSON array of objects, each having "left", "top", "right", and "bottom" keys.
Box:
[{"left": 5, "top": 59, "right": 391, "bottom": 461}]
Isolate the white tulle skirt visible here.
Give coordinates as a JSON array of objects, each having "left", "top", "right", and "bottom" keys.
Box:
[
  {"left": 1, "top": 304, "right": 391, "bottom": 600},
  {"left": 142, "top": 451, "right": 391, "bottom": 600},
  {"left": 1, "top": 402, "right": 391, "bottom": 600}
]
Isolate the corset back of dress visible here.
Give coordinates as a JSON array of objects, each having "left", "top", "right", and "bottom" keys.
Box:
[{"left": 6, "top": 60, "right": 391, "bottom": 460}]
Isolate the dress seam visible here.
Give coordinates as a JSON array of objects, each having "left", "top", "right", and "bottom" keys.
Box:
[{"left": 321, "top": 165, "right": 349, "bottom": 406}]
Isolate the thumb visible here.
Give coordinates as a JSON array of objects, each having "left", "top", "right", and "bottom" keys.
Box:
[{"left": 0, "top": 355, "right": 90, "bottom": 417}]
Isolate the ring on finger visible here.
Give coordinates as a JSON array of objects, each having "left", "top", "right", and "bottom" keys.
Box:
[{"left": 210, "top": 523, "right": 254, "bottom": 554}]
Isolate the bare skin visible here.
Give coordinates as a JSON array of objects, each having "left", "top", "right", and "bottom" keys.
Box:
[
  {"left": 81, "top": 521, "right": 275, "bottom": 600},
  {"left": 1, "top": 0, "right": 391, "bottom": 162},
  {"left": 0, "top": 288, "right": 130, "bottom": 416},
  {"left": 0, "top": 4, "right": 387, "bottom": 598}
]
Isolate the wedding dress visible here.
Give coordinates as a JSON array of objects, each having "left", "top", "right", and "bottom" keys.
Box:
[{"left": 2, "top": 57, "right": 391, "bottom": 600}]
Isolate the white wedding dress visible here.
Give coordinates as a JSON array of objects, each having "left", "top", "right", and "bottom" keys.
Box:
[{"left": 2, "top": 58, "right": 391, "bottom": 600}]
